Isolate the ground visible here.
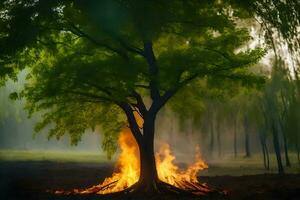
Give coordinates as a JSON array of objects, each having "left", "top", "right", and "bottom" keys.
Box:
[{"left": 1, "top": 151, "right": 300, "bottom": 200}]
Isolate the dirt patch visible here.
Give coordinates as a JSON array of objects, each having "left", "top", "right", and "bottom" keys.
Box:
[
  {"left": 201, "top": 175, "right": 300, "bottom": 200},
  {"left": 1, "top": 161, "right": 300, "bottom": 200}
]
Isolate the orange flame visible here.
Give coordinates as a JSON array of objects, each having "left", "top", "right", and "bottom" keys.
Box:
[
  {"left": 56, "top": 113, "right": 208, "bottom": 195},
  {"left": 65, "top": 129, "right": 208, "bottom": 195},
  {"left": 156, "top": 144, "right": 208, "bottom": 187},
  {"left": 75, "top": 127, "right": 140, "bottom": 194}
]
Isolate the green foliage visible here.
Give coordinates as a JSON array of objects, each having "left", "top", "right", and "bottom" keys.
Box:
[{"left": 1, "top": 0, "right": 296, "bottom": 157}]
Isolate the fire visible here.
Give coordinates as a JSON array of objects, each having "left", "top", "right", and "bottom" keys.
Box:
[
  {"left": 73, "top": 127, "right": 140, "bottom": 194},
  {"left": 55, "top": 113, "right": 208, "bottom": 195},
  {"left": 60, "top": 128, "right": 208, "bottom": 195},
  {"left": 156, "top": 144, "right": 208, "bottom": 188}
]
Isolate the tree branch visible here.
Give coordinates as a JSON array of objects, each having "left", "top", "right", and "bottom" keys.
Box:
[
  {"left": 201, "top": 47, "right": 233, "bottom": 63},
  {"left": 154, "top": 60, "right": 256, "bottom": 112},
  {"left": 110, "top": 33, "right": 144, "bottom": 56},
  {"left": 68, "top": 23, "right": 129, "bottom": 59},
  {"left": 118, "top": 102, "right": 143, "bottom": 144},
  {"left": 130, "top": 90, "right": 147, "bottom": 116},
  {"left": 81, "top": 80, "right": 113, "bottom": 96},
  {"left": 67, "top": 90, "right": 112, "bottom": 102}
]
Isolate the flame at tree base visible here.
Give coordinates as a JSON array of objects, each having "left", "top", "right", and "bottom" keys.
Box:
[{"left": 55, "top": 128, "right": 210, "bottom": 196}]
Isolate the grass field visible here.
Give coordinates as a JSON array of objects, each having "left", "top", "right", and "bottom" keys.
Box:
[
  {"left": 0, "top": 150, "right": 111, "bottom": 163},
  {"left": 1, "top": 149, "right": 300, "bottom": 176},
  {"left": 202, "top": 153, "right": 300, "bottom": 176}
]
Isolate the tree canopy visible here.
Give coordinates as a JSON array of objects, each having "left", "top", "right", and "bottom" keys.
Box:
[{"left": 1, "top": 0, "right": 299, "bottom": 158}]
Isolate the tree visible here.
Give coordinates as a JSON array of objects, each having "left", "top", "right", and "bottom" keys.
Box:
[
  {"left": 263, "top": 66, "right": 286, "bottom": 174},
  {"left": 258, "top": 100, "right": 270, "bottom": 170},
  {"left": 286, "top": 70, "right": 300, "bottom": 164},
  {"left": 1, "top": 0, "right": 298, "bottom": 194}
]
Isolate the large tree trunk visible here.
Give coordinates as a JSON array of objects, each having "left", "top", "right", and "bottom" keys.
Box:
[
  {"left": 138, "top": 142, "right": 159, "bottom": 192},
  {"left": 136, "top": 114, "right": 159, "bottom": 192}
]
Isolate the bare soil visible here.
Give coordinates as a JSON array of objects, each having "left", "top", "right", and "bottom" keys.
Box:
[{"left": 1, "top": 160, "right": 300, "bottom": 200}]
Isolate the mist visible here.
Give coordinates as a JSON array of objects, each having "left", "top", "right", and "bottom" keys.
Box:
[
  {"left": 0, "top": 72, "right": 103, "bottom": 153},
  {"left": 0, "top": 74, "right": 288, "bottom": 164},
  {"left": 154, "top": 109, "right": 266, "bottom": 166}
]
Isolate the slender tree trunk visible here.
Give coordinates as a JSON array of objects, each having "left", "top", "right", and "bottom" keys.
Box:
[
  {"left": 244, "top": 116, "right": 251, "bottom": 157},
  {"left": 279, "top": 92, "right": 291, "bottom": 167},
  {"left": 297, "top": 143, "right": 300, "bottom": 164},
  {"left": 216, "top": 121, "right": 221, "bottom": 157},
  {"left": 259, "top": 128, "right": 269, "bottom": 170},
  {"left": 265, "top": 141, "right": 270, "bottom": 170},
  {"left": 234, "top": 118, "right": 237, "bottom": 158},
  {"left": 272, "top": 122, "right": 284, "bottom": 174},
  {"left": 281, "top": 127, "right": 291, "bottom": 167},
  {"left": 295, "top": 134, "right": 300, "bottom": 164},
  {"left": 261, "top": 104, "right": 271, "bottom": 170},
  {"left": 209, "top": 119, "right": 214, "bottom": 155},
  {"left": 264, "top": 24, "right": 284, "bottom": 174},
  {"left": 245, "top": 130, "right": 251, "bottom": 158},
  {"left": 259, "top": 129, "right": 267, "bottom": 169},
  {"left": 262, "top": 144, "right": 267, "bottom": 169}
]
